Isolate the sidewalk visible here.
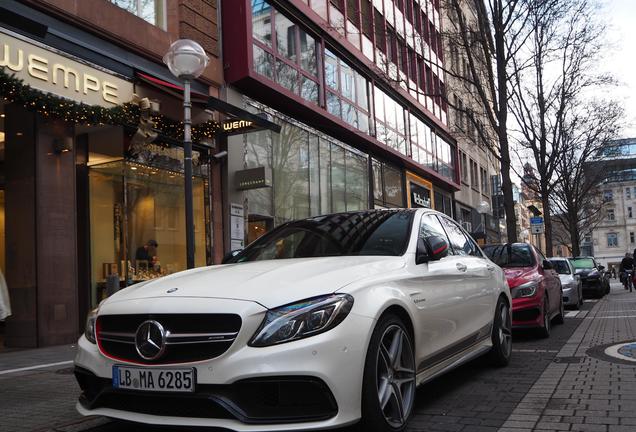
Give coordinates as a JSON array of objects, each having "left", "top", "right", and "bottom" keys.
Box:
[
  {"left": 0, "top": 344, "right": 106, "bottom": 432},
  {"left": 499, "top": 282, "right": 636, "bottom": 432}
]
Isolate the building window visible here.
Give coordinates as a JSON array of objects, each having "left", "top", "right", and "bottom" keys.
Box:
[
  {"left": 460, "top": 152, "right": 468, "bottom": 184},
  {"left": 109, "top": 0, "right": 166, "bottom": 28},
  {"left": 480, "top": 166, "right": 489, "bottom": 195},
  {"left": 470, "top": 159, "right": 479, "bottom": 190},
  {"left": 629, "top": 207, "right": 633, "bottom": 218},
  {"left": 607, "top": 233, "right": 618, "bottom": 248},
  {"left": 630, "top": 232, "right": 634, "bottom": 244},
  {"left": 324, "top": 48, "right": 371, "bottom": 133},
  {"left": 251, "top": 2, "right": 320, "bottom": 104},
  {"left": 374, "top": 85, "right": 407, "bottom": 155},
  {"left": 627, "top": 187, "right": 631, "bottom": 199},
  {"left": 583, "top": 234, "right": 592, "bottom": 244},
  {"left": 607, "top": 208, "right": 615, "bottom": 221},
  {"left": 603, "top": 190, "right": 613, "bottom": 202}
]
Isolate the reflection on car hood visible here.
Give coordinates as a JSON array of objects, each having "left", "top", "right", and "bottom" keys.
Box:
[{"left": 104, "top": 256, "right": 406, "bottom": 309}]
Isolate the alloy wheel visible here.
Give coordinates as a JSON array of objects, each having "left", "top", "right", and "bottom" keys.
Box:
[
  {"left": 498, "top": 302, "right": 512, "bottom": 358},
  {"left": 376, "top": 325, "right": 416, "bottom": 428}
]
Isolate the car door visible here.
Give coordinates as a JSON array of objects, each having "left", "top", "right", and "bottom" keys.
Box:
[
  {"left": 535, "top": 247, "right": 560, "bottom": 313},
  {"left": 407, "top": 212, "right": 470, "bottom": 366},
  {"left": 437, "top": 215, "right": 496, "bottom": 338}
]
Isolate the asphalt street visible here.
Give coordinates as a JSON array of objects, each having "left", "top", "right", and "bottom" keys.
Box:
[{"left": 1, "top": 283, "right": 634, "bottom": 432}]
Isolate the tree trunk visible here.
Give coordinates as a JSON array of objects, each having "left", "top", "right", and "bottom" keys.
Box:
[
  {"left": 541, "top": 189, "right": 553, "bottom": 257},
  {"left": 499, "top": 137, "right": 518, "bottom": 243},
  {"left": 568, "top": 212, "right": 580, "bottom": 257}
]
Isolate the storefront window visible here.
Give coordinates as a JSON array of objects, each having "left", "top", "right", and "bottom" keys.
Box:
[
  {"left": 245, "top": 101, "right": 369, "bottom": 229},
  {"left": 88, "top": 160, "right": 207, "bottom": 307},
  {"left": 373, "top": 159, "right": 405, "bottom": 208}
]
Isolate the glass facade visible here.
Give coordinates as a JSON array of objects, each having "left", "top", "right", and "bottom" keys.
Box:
[
  {"left": 244, "top": 100, "right": 370, "bottom": 232},
  {"left": 252, "top": 0, "right": 320, "bottom": 104},
  {"left": 248, "top": 0, "right": 457, "bottom": 185}
]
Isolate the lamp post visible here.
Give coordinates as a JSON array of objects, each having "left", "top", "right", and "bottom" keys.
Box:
[{"left": 164, "top": 39, "right": 209, "bottom": 269}]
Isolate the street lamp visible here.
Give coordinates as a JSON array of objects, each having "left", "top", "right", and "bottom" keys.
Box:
[
  {"left": 477, "top": 200, "right": 491, "bottom": 243},
  {"left": 164, "top": 39, "right": 209, "bottom": 269}
]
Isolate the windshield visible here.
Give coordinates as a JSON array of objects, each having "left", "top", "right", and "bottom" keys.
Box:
[
  {"left": 483, "top": 244, "right": 535, "bottom": 268},
  {"left": 571, "top": 258, "right": 595, "bottom": 269},
  {"left": 227, "top": 210, "right": 414, "bottom": 263},
  {"left": 550, "top": 260, "right": 571, "bottom": 275}
]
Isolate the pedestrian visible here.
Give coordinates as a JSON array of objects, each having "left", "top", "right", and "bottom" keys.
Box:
[
  {"left": 620, "top": 252, "right": 634, "bottom": 291},
  {"left": 0, "top": 268, "right": 10, "bottom": 321}
]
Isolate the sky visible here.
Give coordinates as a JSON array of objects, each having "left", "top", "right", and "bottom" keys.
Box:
[{"left": 602, "top": 0, "right": 636, "bottom": 137}]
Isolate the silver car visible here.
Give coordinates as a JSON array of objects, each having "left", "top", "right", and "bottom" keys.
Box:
[{"left": 549, "top": 258, "right": 583, "bottom": 309}]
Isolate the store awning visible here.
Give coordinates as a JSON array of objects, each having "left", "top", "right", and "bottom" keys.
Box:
[
  {"left": 136, "top": 72, "right": 281, "bottom": 137},
  {"left": 206, "top": 96, "right": 281, "bottom": 137}
]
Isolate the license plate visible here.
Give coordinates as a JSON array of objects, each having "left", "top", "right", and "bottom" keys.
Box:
[{"left": 112, "top": 365, "right": 195, "bottom": 392}]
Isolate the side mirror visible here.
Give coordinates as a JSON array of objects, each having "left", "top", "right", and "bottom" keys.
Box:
[
  {"left": 222, "top": 249, "right": 242, "bottom": 264},
  {"left": 416, "top": 236, "right": 449, "bottom": 265},
  {"left": 598, "top": 265, "right": 605, "bottom": 271},
  {"left": 542, "top": 260, "right": 553, "bottom": 270}
]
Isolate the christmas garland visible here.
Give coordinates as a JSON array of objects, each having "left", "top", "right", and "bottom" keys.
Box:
[{"left": 0, "top": 68, "right": 219, "bottom": 144}]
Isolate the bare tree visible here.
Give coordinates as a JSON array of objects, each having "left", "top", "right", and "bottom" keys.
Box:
[
  {"left": 509, "top": 0, "right": 611, "bottom": 256},
  {"left": 551, "top": 101, "right": 623, "bottom": 256},
  {"left": 440, "top": 0, "right": 536, "bottom": 243}
]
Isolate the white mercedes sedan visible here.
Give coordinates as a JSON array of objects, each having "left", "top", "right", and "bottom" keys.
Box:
[{"left": 74, "top": 209, "right": 511, "bottom": 432}]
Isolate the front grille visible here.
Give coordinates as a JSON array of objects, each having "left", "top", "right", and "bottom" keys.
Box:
[
  {"left": 96, "top": 314, "right": 241, "bottom": 364},
  {"left": 75, "top": 367, "right": 338, "bottom": 424}
]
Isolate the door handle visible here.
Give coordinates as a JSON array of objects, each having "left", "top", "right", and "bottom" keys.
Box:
[
  {"left": 487, "top": 265, "right": 496, "bottom": 272},
  {"left": 456, "top": 263, "right": 467, "bottom": 272}
]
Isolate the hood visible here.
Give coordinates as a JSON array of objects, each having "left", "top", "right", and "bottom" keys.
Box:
[
  {"left": 576, "top": 268, "right": 599, "bottom": 278},
  {"left": 502, "top": 267, "right": 538, "bottom": 288},
  {"left": 105, "top": 256, "right": 406, "bottom": 309}
]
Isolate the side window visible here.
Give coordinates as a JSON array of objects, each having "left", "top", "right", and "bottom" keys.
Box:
[
  {"left": 419, "top": 214, "right": 453, "bottom": 255},
  {"left": 438, "top": 215, "right": 473, "bottom": 256}
]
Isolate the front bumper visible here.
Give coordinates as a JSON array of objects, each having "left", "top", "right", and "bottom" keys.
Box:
[
  {"left": 562, "top": 287, "right": 577, "bottom": 306},
  {"left": 74, "top": 297, "right": 374, "bottom": 431},
  {"left": 76, "top": 366, "right": 338, "bottom": 424},
  {"left": 581, "top": 279, "right": 604, "bottom": 295},
  {"left": 511, "top": 295, "right": 543, "bottom": 328}
]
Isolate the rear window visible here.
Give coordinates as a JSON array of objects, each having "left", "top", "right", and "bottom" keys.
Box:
[
  {"left": 571, "top": 258, "right": 594, "bottom": 269},
  {"left": 483, "top": 244, "right": 535, "bottom": 268},
  {"left": 550, "top": 260, "right": 571, "bottom": 274}
]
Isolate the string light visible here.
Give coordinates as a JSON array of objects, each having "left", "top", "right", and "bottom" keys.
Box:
[{"left": 0, "top": 69, "right": 220, "bottom": 143}]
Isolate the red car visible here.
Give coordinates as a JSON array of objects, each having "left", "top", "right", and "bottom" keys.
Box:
[{"left": 483, "top": 243, "right": 564, "bottom": 337}]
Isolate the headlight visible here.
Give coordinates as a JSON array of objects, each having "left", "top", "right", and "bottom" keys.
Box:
[
  {"left": 511, "top": 281, "right": 538, "bottom": 299},
  {"left": 84, "top": 308, "right": 98, "bottom": 344},
  {"left": 249, "top": 294, "right": 354, "bottom": 347}
]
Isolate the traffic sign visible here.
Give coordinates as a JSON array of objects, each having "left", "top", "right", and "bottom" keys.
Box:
[
  {"left": 530, "top": 216, "right": 544, "bottom": 225},
  {"left": 531, "top": 224, "right": 544, "bottom": 234}
]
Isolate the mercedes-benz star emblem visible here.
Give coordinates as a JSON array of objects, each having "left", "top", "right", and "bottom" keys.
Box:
[{"left": 135, "top": 320, "right": 167, "bottom": 361}]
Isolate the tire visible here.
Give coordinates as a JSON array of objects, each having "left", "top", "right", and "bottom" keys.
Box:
[
  {"left": 538, "top": 296, "right": 551, "bottom": 338},
  {"left": 554, "top": 293, "right": 565, "bottom": 325},
  {"left": 360, "top": 314, "right": 416, "bottom": 432},
  {"left": 487, "top": 297, "right": 512, "bottom": 367}
]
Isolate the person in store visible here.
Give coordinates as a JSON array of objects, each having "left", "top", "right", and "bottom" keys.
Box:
[{"left": 135, "top": 239, "right": 158, "bottom": 269}]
